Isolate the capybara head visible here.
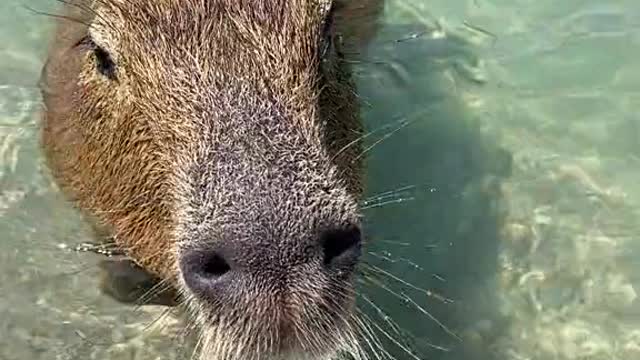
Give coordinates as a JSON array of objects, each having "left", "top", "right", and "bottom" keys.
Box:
[{"left": 40, "top": 0, "right": 383, "bottom": 359}]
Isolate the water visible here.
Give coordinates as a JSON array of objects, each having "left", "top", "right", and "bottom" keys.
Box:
[{"left": 1, "top": 1, "right": 639, "bottom": 359}]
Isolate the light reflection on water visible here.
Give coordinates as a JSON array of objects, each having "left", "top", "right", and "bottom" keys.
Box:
[{"left": 1, "top": 1, "right": 639, "bottom": 359}]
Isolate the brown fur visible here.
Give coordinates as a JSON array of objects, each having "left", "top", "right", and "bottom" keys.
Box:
[{"left": 40, "top": 0, "right": 383, "bottom": 359}]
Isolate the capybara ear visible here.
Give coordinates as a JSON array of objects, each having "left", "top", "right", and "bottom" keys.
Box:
[
  {"left": 98, "top": 258, "right": 180, "bottom": 307},
  {"left": 334, "top": 0, "right": 385, "bottom": 54}
]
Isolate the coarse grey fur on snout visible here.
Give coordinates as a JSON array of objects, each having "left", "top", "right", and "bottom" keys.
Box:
[{"left": 40, "top": 0, "right": 385, "bottom": 359}]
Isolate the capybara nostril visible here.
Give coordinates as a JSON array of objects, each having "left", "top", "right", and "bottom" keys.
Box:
[
  {"left": 179, "top": 248, "right": 232, "bottom": 299},
  {"left": 321, "top": 225, "right": 362, "bottom": 270}
]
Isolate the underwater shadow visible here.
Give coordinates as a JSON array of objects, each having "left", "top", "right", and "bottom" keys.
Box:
[{"left": 354, "top": 19, "right": 513, "bottom": 360}]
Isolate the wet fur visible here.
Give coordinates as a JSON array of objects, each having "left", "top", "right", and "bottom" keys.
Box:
[{"left": 40, "top": 0, "right": 384, "bottom": 359}]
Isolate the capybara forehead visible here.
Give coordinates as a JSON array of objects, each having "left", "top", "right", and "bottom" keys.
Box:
[
  {"left": 90, "top": 0, "right": 334, "bottom": 53},
  {"left": 86, "top": 0, "right": 338, "bottom": 116}
]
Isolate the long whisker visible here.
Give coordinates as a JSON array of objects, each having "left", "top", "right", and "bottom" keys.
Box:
[
  {"left": 359, "top": 309, "right": 421, "bottom": 360},
  {"left": 362, "top": 184, "right": 420, "bottom": 204},
  {"left": 331, "top": 113, "right": 413, "bottom": 162},
  {"left": 133, "top": 277, "right": 176, "bottom": 308},
  {"left": 402, "top": 293, "right": 461, "bottom": 342},
  {"left": 363, "top": 263, "right": 455, "bottom": 304},
  {"left": 138, "top": 305, "right": 176, "bottom": 335},
  {"left": 22, "top": 5, "right": 92, "bottom": 27},
  {"left": 361, "top": 196, "right": 415, "bottom": 210},
  {"left": 352, "top": 310, "right": 391, "bottom": 360},
  {"left": 362, "top": 271, "right": 459, "bottom": 344},
  {"left": 352, "top": 117, "right": 417, "bottom": 163}
]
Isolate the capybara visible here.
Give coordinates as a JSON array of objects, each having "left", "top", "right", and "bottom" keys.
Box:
[{"left": 40, "top": 0, "right": 385, "bottom": 359}]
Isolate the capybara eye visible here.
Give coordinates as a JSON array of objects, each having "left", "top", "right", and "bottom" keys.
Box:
[
  {"left": 93, "top": 45, "right": 117, "bottom": 80},
  {"left": 76, "top": 35, "right": 117, "bottom": 80}
]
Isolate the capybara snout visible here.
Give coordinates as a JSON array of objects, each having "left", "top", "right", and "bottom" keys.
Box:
[{"left": 178, "top": 223, "right": 364, "bottom": 304}]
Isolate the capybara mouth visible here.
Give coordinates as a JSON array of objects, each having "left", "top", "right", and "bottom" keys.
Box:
[{"left": 178, "top": 258, "right": 361, "bottom": 360}]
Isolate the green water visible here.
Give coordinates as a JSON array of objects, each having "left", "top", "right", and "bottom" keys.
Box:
[{"left": 1, "top": 1, "right": 639, "bottom": 360}]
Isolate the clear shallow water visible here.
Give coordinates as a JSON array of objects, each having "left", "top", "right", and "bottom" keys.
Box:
[{"left": 1, "top": 1, "right": 639, "bottom": 360}]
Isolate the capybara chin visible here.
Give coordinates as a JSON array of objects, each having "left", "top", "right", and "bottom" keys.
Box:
[{"left": 39, "top": 0, "right": 384, "bottom": 359}]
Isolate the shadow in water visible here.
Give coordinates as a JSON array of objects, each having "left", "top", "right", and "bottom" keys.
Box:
[{"left": 354, "top": 20, "right": 513, "bottom": 360}]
